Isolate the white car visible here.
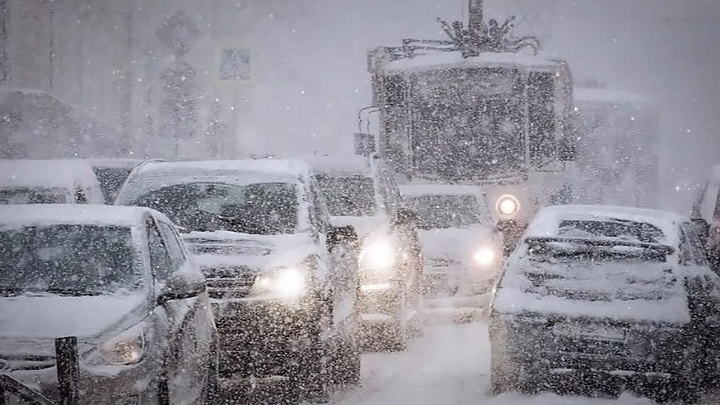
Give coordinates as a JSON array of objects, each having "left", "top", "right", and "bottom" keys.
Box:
[
  {"left": 0, "top": 159, "right": 104, "bottom": 204},
  {"left": 400, "top": 184, "right": 503, "bottom": 300},
  {"left": 489, "top": 205, "right": 720, "bottom": 402},
  {"left": 311, "top": 154, "right": 423, "bottom": 350},
  {"left": 115, "top": 159, "right": 361, "bottom": 401},
  {"left": 0, "top": 204, "right": 217, "bottom": 404}
]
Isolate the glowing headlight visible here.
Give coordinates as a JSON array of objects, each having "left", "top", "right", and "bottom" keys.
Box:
[
  {"left": 254, "top": 267, "right": 307, "bottom": 298},
  {"left": 496, "top": 195, "right": 520, "bottom": 216},
  {"left": 360, "top": 282, "right": 392, "bottom": 292},
  {"left": 95, "top": 322, "right": 147, "bottom": 366},
  {"left": 359, "top": 239, "right": 396, "bottom": 271},
  {"left": 473, "top": 246, "right": 496, "bottom": 266}
]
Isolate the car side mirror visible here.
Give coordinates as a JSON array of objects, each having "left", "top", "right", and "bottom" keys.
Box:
[
  {"left": 157, "top": 271, "right": 207, "bottom": 305},
  {"left": 326, "top": 225, "right": 358, "bottom": 251},
  {"left": 393, "top": 208, "right": 417, "bottom": 227}
]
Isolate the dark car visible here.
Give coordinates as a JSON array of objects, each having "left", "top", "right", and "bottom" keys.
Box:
[
  {"left": 84, "top": 158, "right": 145, "bottom": 204},
  {"left": 311, "top": 154, "right": 423, "bottom": 350},
  {"left": 0, "top": 204, "right": 217, "bottom": 404},
  {"left": 489, "top": 205, "right": 720, "bottom": 403},
  {"left": 690, "top": 164, "right": 720, "bottom": 271},
  {"left": 115, "top": 159, "right": 361, "bottom": 401}
]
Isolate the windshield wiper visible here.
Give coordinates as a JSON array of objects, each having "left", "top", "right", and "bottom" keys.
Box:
[{"left": 44, "top": 288, "right": 101, "bottom": 297}]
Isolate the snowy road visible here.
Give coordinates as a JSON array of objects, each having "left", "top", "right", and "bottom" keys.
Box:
[{"left": 330, "top": 322, "right": 718, "bottom": 405}]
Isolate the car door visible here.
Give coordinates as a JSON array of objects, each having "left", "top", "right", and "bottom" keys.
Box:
[
  {"left": 149, "top": 217, "right": 212, "bottom": 404},
  {"left": 310, "top": 178, "right": 358, "bottom": 334}
]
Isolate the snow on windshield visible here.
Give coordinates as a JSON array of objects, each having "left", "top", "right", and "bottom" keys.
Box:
[
  {"left": 315, "top": 174, "right": 376, "bottom": 217},
  {"left": 406, "top": 194, "right": 483, "bottom": 229}
]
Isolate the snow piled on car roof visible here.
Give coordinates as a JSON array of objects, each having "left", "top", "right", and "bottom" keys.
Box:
[
  {"left": 525, "top": 205, "right": 684, "bottom": 246},
  {"left": 116, "top": 159, "right": 309, "bottom": 204},
  {"left": 0, "top": 159, "right": 101, "bottom": 190},
  {"left": 0, "top": 204, "right": 153, "bottom": 229}
]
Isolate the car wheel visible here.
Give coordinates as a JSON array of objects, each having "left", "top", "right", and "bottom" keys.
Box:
[
  {"left": 384, "top": 319, "right": 408, "bottom": 351},
  {"left": 650, "top": 376, "right": 701, "bottom": 404},
  {"left": 201, "top": 336, "right": 220, "bottom": 405}
]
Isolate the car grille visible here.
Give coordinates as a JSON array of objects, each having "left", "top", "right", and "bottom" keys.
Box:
[{"left": 202, "top": 265, "right": 256, "bottom": 299}]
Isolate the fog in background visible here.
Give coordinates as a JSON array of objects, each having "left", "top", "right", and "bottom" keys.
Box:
[
  {"left": 5, "top": 0, "right": 720, "bottom": 213},
  {"left": 236, "top": 0, "right": 720, "bottom": 214}
]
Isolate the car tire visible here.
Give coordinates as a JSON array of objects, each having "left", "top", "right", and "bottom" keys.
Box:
[
  {"left": 384, "top": 320, "right": 408, "bottom": 351},
  {"left": 651, "top": 376, "right": 701, "bottom": 404},
  {"left": 290, "top": 307, "right": 332, "bottom": 403},
  {"left": 201, "top": 336, "right": 220, "bottom": 405}
]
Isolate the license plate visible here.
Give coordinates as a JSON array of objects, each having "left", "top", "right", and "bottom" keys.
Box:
[{"left": 553, "top": 323, "right": 627, "bottom": 342}]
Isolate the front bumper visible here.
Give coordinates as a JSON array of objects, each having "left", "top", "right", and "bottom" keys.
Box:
[
  {"left": 7, "top": 358, "right": 158, "bottom": 405},
  {"left": 212, "top": 298, "right": 321, "bottom": 378}
]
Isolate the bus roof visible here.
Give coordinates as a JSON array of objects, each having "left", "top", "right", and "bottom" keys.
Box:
[{"left": 380, "top": 50, "right": 561, "bottom": 74}]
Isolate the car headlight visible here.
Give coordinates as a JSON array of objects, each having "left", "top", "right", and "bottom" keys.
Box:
[
  {"left": 496, "top": 194, "right": 520, "bottom": 216},
  {"left": 253, "top": 267, "right": 308, "bottom": 298},
  {"left": 360, "top": 282, "right": 392, "bottom": 292},
  {"left": 88, "top": 322, "right": 148, "bottom": 366},
  {"left": 472, "top": 246, "right": 496, "bottom": 266},
  {"left": 359, "top": 238, "right": 396, "bottom": 271}
]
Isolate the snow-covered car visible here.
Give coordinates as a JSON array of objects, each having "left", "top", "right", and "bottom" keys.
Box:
[
  {"left": 0, "top": 159, "right": 104, "bottom": 204},
  {"left": 114, "top": 159, "right": 361, "bottom": 401},
  {"left": 311, "top": 154, "right": 422, "bottom": 350},
  {"left": 84, "top": 158, "right": 145, "bottom": 204},
  {"left": 400, "top": 184, "right": 503, "bottom": 299},
  {"left": 691, "top": 164, "right": 720, "bottom": 270},
  {"left": 489, "top": 205, "right": 720, "bottom": 402},
  {"left": 0, "top": 204, "right": 217, "bottom": 404}
]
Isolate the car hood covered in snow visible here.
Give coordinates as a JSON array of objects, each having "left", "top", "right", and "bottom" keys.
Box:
[
  {"left": 183, "top": 230, "right": 320, "bottom": 274},
  {"left": 0, "top": 293, "right": 147, "bottom": 342}
]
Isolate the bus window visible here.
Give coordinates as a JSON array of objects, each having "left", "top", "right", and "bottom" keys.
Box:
[{"left": 528, "top": 72, "right": 556, "bottom": 164}]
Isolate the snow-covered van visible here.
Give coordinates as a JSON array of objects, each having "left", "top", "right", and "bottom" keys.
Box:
[
  {"left": 400, "top": 184, "right": 503, "bottom": 299},
  {"left": 115, "top": 159, "right": 361, "bottom": 401},
  {"left": 0, "top": 204, "right": 217, "bottom": 404},
  {"left": 311, "top": 154, "right": 423, "bottom": 350},
  {"left": 0, "top": 159, "right": 104, "bottom": 204},
  {"left": 489, "top": 205, "right": 720, "bottom": 402}
]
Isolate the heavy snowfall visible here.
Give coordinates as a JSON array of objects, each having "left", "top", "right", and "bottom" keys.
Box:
[{"left": 1, "top": 1, "right": 720, "bottom": 405}]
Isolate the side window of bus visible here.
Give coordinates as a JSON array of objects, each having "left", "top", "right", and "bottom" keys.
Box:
[
  {"left": 147, "top": 219, "right": 175, "bottom": 281},
  {"left": 157, "top": 221, "right": 187, "bottom": 270},
  {"left": 528, "top": 72, "right": 556, "bottom": 164}
]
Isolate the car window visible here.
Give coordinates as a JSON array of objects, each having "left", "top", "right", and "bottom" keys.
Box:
[
  {"left": 147, "top": 220, "right": 175, "bottom": 281},
  {"left": 681, "top": 223, "right": 710, "bottom": 267},
  {"left": 157, "top": 220, "right": 187, "bottom": 270}
]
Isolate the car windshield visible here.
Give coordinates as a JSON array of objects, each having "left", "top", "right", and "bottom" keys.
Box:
[
  {"left": 0, "top": 225, "right": 139, "bottom": 296},
  {"left": 406, "top": 194, "right": 483, "bottom": 229},
  {"left": 0, "top": 187, "right": 70, "bottom": 204},
  {"left": 129, "top": 182, "right": 298, "bottom": 235},
  {"left": 315, "top": 174, "right": 376, "bottom": 216}
]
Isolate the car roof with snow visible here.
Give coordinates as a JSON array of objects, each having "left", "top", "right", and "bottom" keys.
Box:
[
  {"left": 0, "top": 204, "right": 166, "bottom": 230},
  {"left": 0, "top": 159, "right": 102, "bottom": 191},
  {"left": 116, "top": 159, "right": 310, "bottom": 204},
  {"left": 524, "top": 204, "right": 685, "bottom": 246},
  {"left": 399, "top": 184, "right": 484, "bottom": 197},
  {"left": 307, "top": 154, "right": 373, "bottom": 177}
]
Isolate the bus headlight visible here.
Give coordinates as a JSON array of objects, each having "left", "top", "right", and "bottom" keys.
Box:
[
  {"left": 473, "top": 246, "right": 496, "bottom": 267},
  {"left": 496, "top": 195, "right": 520, "bottom": 216},
  {"left": 359, "top": 238, "right": 396, "bottom": 271}
]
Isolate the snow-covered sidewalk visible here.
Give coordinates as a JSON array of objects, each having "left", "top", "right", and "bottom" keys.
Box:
[{"left": 330, "top": 322, "right": 717, "bottom": 405}]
